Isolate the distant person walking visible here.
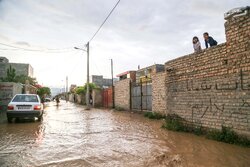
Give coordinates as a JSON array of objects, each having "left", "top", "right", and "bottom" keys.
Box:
[
  {"left": 56, "top": 96, "right": 60, "bottom": 106},
  {"left": 89, "top": 94, "right": 93, "bottom": 105},
  {"left": 203, "top": 32, "right": 217, "bottom": 48},
  {"left": 192, "top": 36, "right": 202, "bottom": 53}
]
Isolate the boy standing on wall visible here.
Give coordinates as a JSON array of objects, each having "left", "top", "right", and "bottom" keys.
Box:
[{"left": 203, "top": 32, "right": 218, "bottom": 48}]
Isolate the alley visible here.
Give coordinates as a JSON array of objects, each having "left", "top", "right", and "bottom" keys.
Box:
[{"left": 0, "top": 101, "right": 250, "bottom": 167}]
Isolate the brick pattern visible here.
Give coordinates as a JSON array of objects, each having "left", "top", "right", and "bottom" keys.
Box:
[
  {"left": 114, "top": 78, "right": 131, "bottom": 110},
  {"left": 163, "top": 11, "right": 250, "bottom": 136},
  {"left": 152, "top": 72, "right": 166, "bottom": 114}
]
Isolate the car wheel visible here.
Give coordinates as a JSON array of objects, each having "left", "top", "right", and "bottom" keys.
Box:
[
  {"left": 37, "top": 116, "right": 42, "bottom": 121},
  {"left": 7, "top": 117, "right": 12, "bottom": 123},
  {"left": 37, "top": 113, "right": 43, "bottom": 121}
]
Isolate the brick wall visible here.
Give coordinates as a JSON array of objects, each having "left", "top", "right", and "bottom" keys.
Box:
[
  {"left": 163, "top": 8, "right": 250, "bottom": 136},
  {"left": 114, "top": 78, "right": 131, "bottom": 110},
  {"left": 152, "top": 72, "right": 166, "bottom": 114}
]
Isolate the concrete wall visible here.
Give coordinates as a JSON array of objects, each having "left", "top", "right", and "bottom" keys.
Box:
[
  {"left": 0, "top": 57, "right": 9, "bottom": 63},
  {"left": 69, "top": 93, "right": 75, "bottom": 103},
  {"left": 68, "top": 89, "right": 102, "bottom": 107},
  {"left": 69, "top": 93, "right": 84, "bottom": 104},
  {"left": 0, "top": 82, "right": 23, "bottom": 106},
  {"left": 24, "top": 84, "right": 37, "bottom": 94},
  {"left": 90, "top": 75, "right": 104, "bottom": 88},
  {"left": 0, "top": 62, "right": 34, "bottom": 79},
  {"left": 76, "top": 94, "right": 85, "bottom": 105},
  {"left": 92, "top": 89, "right": 102, "bottom": 107},
  {"left": 90, "top": 75, "right": 113, "bottom": 88},
  {"left": 162, "top": 9, "right": 250, "bottom": 136},
  {"left": 114, "top": 78, "right": 131, "bottom": 110}
]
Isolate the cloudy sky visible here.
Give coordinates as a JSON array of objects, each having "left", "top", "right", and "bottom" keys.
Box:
[{"left": 0, "top": 0, "right": 249, "bottom": 87}]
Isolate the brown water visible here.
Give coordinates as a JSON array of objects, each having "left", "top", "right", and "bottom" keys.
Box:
[{"left": 0, "top": 101, "right": 249, "bottom": 167}]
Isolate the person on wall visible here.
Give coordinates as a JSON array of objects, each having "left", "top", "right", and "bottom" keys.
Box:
[
  {"left": 203, "top": 32, "right": 218, "bottom": 48},
  {"left": 192, "top": 36, "right": 202, "bottom": 53}
]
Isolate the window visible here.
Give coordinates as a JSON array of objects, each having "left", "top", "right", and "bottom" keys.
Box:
[{"left": 12, "top": 95, "right": 39, "bottom": 102}]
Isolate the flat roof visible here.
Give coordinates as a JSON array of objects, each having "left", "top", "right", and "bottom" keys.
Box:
[
  {"left": 137, "top": 64, "right": 164, "bottom": 72},
  {"left": 116, "top": 71, "right": 136, "bottom": 77}
]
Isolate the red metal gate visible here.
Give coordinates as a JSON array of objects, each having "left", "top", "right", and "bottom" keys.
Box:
[{"left": 103, "top": 87, "right": 113, "bottom": 108}]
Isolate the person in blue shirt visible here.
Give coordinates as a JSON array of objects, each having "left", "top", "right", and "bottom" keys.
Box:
[{"left": 203, "top": 32, "right": 217, "bottom": 48}]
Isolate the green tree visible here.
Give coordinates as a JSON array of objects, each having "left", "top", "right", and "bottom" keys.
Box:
[
  {"left": 0, "top": 66, "right": 37, "bottom": 85},
  {"left": 37, "top": 87, "right": 51, "bottom": 98},
  {"left": 15, "top": 75, "right": 37, "bottom": 85},
  {"left": 75, "top": 83, "right": 99, "bottom": 95},
  {"left": 0, "top": 65, "right": 16, "bottom": 82},
  {"left": 75, "top": 86, "right": 85, "bottom": 94}
]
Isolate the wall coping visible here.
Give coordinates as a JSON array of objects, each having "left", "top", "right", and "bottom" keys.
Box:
[
  {"left": 114, "top": 78, "right": 131, "bottom": 86},
  {"left": 165, "top": 43, "right": 227, "bottom": 65}
]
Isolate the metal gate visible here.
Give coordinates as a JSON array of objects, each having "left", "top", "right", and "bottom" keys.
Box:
[
  {"left": 131, "top": 81, "right": 152, "bottom": 111},
  {"left": 103, "top": 87, "right": 113, "bottom": 108}
]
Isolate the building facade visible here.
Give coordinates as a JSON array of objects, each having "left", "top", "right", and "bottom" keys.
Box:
[
  {"left": 136, "top": 64, "right": 164, "bottom": 83},
  {"left": 0, "top": 57, "right": 34, "bottom": 79},
  {"left": 116, "top": 71, "right": 136, "bottom": 82},
  {"left": 90, "top": 75, "right": 117, "bottom": 88}
]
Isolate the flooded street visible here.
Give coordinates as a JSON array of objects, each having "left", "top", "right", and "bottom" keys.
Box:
[{"left": 0, "top": 101, "right": 250, "bottom": 167}]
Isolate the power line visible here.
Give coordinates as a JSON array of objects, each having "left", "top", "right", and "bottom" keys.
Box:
[
  {"left": 88, "top": 0, "right": 121, "bottom": 42},
  {"left": 93, "top": 61, "right": 102, "bottom": 75},
  {"left": 1, "top": 0, "right": 121, "bottom": 53},
  {"left": 0, "top": 47, "right": 19, "bottom": 51},
  {"left": 0, "top": 48, "right": 75, "bottom": 53},
  {"left": 0, "top": 42, "right": 42, "bottom": 51},
  {"left": 0, "top": 42, "right": 74, "bottom": 53},
  {"left": 68, "top": 52, "right": 85, "bottom": 76}
]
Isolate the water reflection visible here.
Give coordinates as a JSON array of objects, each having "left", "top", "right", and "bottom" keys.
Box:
[
  {"left": 0, "top": 101, "right": 249, "bottom": 167},
  {"left": 0, "top": 119, "right": 45, "bottom": 166}
]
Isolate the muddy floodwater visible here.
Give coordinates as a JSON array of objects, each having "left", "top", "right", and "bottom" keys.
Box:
[{"left": 0, "top": 101, "right": 250, "bottom": 167}]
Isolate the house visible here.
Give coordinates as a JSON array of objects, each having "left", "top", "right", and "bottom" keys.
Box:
[
  {"left": 136, "top": 64, "right": 164, "bottom": 83},
  {"left": 90, "top": 75, "right": 118, "bottom": 88},
  {"left": 116, "top": 71, "right": 136, "bottom": 82},
  {"left": 0, "top": 57, "right": 34, "bottom": 79}
]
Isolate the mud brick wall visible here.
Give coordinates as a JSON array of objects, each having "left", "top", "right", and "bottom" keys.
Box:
[
  {"left": 164, "top": 10, "right": 250, "bottom": 137},
  {"left": 114, "top": 78, "right": 131, "bottom": 110},
  {"left": 152, "top": 72, "right": 166, "bottom": 114}
]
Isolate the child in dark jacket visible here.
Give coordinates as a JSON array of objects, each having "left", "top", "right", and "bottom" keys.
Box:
[{"left": 203, "top": 32, "right": 217, "bottom": 48}]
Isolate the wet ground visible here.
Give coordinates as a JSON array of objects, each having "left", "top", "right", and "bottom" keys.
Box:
[{"left": 0, "top": 101, "right": 250, "bottom": 167}]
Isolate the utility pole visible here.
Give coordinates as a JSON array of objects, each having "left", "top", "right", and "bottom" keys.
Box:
[
  {"left": 66, "top": 76, "right": 68, "bottom": 102},
  {"left": 111, "top": 59, "right": 114, "bottom": 108},
  {"left": 61, "top": 80, "right": 64, "bottom": 93},
  {"left": 66, "top": 76, "right": 68, "bottom": 92},
  {"left": 74, "top": 43, "right": 90, "bottom": 110},
  {"left": 86, "top": 42, "right": 90, "bottom": 110}
]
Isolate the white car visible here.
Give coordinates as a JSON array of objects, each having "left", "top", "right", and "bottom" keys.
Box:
[
  {"left": 45, "top": 97, "right": 51, "bottom": 102},
  {"left": 7, "top": 94, "right": 44, "bottom": 123}
]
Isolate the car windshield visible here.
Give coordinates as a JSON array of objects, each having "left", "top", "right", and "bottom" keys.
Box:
[{"left": 12, "top": 95, "right": 39, "bottom": 102}]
